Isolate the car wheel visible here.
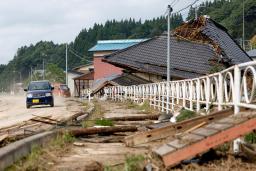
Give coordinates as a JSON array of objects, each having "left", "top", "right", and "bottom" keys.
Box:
[
  {"left": 26, "top": 104, "right": 31, "bottom": 109},
  {"left": 50, "top": 102, "right": 54, "bottom": 107}
]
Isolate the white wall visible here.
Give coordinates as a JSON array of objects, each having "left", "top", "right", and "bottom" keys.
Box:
[{"left": 67, "top": 73, "right": 80, "bottom": 97}]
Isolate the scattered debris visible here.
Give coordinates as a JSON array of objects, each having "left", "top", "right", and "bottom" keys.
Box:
[
  {"left": 125, "top": 108, "right": 233, "bottom": 147},
  {"left": 106, "top": 114, "right": 160, "bottom": 121},
  {"left": 68, "top": 126, "right": 138, "bottom": 137}
]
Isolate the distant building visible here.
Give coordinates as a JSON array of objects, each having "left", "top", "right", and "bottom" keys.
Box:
[
  {"left": 67, "top": 64, "right": 94, "bottom": 97},
  {"left": 247, "top": 49, "right": 256, "bottom": 60},
  {"left": 88, "top": 39, "right": 147, "bottom": 80}
]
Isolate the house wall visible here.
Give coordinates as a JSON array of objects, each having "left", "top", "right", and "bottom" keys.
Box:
[
  {"left": 93, "top": 56, "right": 123, "bottom": 80},
  {"left": 74, "top": 65, "right": 94, "bottom": 73},
  {"left": 67, "top": 73, "right": 80, "bottom": 96},
  {"left": 133, "top": 72, "right": 163, "bottom": 82}
]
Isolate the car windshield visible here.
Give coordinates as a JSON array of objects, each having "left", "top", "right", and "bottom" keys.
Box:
[
  {"left": 60, "top": 85, "right": 68, "bottom": 90},
  {"left": 28, "top": 82, "right": 51, "bottom": 91}
]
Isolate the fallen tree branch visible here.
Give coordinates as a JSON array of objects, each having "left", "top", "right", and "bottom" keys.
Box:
[
  {"left": 105, "top": 114, "right": 160, "bottom": 121},
  {"left": 68, "top": 126, "right": 137, "bottom": 137}
]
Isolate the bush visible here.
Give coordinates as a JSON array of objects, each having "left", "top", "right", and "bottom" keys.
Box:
[
  {"left": 95, "top": 119, "right": 113, "bottom": 126},
  {"left": 245, "top": 132, "right": 256, "bottom": 144},
  {"left": 176, "top": 108, "right": 197, "bottom": 122},
  {"left": 124, "top": 154, "right": 145, "bottom": 171}
]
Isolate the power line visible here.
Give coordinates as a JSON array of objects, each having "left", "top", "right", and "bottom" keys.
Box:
[
  {"left": 174, "top": 0, "right": 200, "bottom": 14},
  {"left": 68, "top": 48, "right": 92, "bottom": 63}
]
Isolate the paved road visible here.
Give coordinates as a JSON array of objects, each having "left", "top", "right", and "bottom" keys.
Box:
[{"left": 0, "top": 95, "right": 81, "bottom": 129}]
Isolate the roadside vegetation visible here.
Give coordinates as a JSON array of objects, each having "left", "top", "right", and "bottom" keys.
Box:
[
  {"left": 176, "top": 108, "right": 197, "bottom": 122},
  {"left": 105, "top": 154, "right": 146, "bottom": 171},
  {"left": 82, "top": 100, "right": 107, "bottom": 127},
  {"left": 6, "top": 132, "right": 75, "bottom": 171},
  {"left": 125, "top": 100, "right": 156, "bottom": 114}
]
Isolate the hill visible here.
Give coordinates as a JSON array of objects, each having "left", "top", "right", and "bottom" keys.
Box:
[{"left": 0, "top": 14, "right": 183, "bottom": 91}]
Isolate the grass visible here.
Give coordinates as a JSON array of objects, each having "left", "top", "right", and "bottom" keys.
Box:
[
  {"left": 176, "top": 108, "right": 197, "bottom": 122},
  {"left": 95, "top": 119, "right": 113, "bottom": 126},
  {"left": 82, "top": 100, "right": 107, "bottom": 128},
  {"left": 245, "top": 132, "right": 256, "bottom": 144},
  {"left": 6, "top": 132, "right": 75, "bottom": 171},
  {"left": 124, "top": 154, "right": 145, "bottom": 171},
  {"left": 124, "top": 100, "right": 155, "bottom": 114},
  {"left": 105, "top": 154, "right": 145, "bottom": 171}
]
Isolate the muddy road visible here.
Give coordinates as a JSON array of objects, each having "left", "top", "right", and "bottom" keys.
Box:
[{"left": 0, "top": 95, "right": 82, "bottom": 130}]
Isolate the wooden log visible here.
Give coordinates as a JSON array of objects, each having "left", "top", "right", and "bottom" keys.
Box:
[
  {"left": 68, "top": 126, "right": 137, "bottom": 137},
  {"left": 105, "top": 114, "right": 160, "bottom": 121}
]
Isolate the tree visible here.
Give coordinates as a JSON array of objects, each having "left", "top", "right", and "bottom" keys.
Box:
[{"left": 45, "top": 64, "right": 65, "bottom": 83}]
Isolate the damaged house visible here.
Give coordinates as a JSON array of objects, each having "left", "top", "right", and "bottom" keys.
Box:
[{"left": 103, "top": 16, "right": 252, "bottom": 82}]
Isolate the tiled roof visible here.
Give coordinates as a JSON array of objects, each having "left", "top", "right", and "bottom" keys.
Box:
[
  {"left": 105, "top": 17, "right": 251, "bottom": 79},
  {"left": 91, "top": 73, "right": 151, "bottom": 94},
  {"left": 247, "top": 49, "right": 256, "bottom": 57},
  {"left": 88, "top": 39, "right": 147, "bottom": 52}
]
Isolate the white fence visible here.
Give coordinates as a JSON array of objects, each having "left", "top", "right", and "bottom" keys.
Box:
[{"left": 104, "top": 61, "right": 256, "bottom": 115}]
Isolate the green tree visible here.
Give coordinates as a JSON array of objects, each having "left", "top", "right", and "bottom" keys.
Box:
[{"left": 45, "top": 64, "right": 65, "bottom": 83}]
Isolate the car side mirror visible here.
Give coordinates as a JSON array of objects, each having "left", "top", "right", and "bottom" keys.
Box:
[{"left": 24, "top": 88, "right": 28, "bottom": 92}]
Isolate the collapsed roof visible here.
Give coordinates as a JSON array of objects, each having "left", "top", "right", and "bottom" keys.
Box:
[
  {"left": 92, "top": 73, "right": 151, "bottom": 94},
  {"left": 104, "top": 16, "right": 251, "bottom": 79}
]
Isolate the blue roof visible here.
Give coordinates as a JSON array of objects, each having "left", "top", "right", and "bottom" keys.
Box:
[{"left": 88, "top": 39, "right": 147, "bottom": 52}]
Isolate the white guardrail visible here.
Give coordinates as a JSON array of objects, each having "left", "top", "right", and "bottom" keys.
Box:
[{"left": 104, "top": 61, "right": 256, "bottom": 115}]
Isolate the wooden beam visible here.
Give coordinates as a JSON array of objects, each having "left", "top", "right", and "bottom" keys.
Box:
[
  {"left": 124, "top": 108, "right": 233, "bottom": 147},
  {"left": 68, "top": 126, "right": 137, "bottom": 136},
  {"left": 156, "top": 111, "right": 256, "bottom": 168}
]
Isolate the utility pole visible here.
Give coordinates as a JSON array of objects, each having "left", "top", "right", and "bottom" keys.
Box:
[
  {"left": 30, "top": 67, "right": 33, "bottom": 81},
  {"left": 195, "top": 6, "right": 199, "bottom": 19},
  {"left": 43, "top": 59, "right": 45, "bottom": 80},
  {"left": 242, "top": 0, "right": 245, "bottom": 50},
  {"left": 166, "top": 5, "right": 173, "bottom": 113},
  {"left": 66, "top": 43, "right": 68, "bottom": 86}
]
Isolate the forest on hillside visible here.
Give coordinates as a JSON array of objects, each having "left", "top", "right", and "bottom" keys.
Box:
[{"left": 0, "top": 15, "right": 183, "bottom": 91}]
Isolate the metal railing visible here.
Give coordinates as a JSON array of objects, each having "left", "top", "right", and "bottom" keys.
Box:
[{"left": 104, "top": 61, "right": 256, "bottom": 115}]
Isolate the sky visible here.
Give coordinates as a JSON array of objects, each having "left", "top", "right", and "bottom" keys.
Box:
[{"left": 0, "top": 0, "right": 206, "bottom": 64}]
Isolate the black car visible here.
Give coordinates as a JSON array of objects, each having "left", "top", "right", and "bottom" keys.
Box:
[{"left": 24, "top": 80, "right": 54, "bottom": 108}]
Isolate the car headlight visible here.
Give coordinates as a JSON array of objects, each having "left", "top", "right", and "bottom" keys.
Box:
[
  {"left": 45, "top": 92, "right": 52, "bottom": 97},
  {"left": 27, "top": 93, "right": 33, "bottom": 98}
]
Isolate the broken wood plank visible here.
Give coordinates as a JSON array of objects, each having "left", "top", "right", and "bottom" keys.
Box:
[
  {"left": 30, "top": 118, "right": 57, "bottom": 125},
  {"left": 153, "top": 110, "right": 256, "bottom": 168},
  {"left": 124, "top": 108, "right": 233, "bottom": 147},
  {"left": 105, "top": 114, "right": 160, "bottom": 121},
  {"left": 184, "top": 122, "right": 206, "bottom": 134},
  {"left": 32, "top": 115, "right": 62, "bottom": 124},
  {"left": 68, "top": 126, "right": 137, "bottom": 136},
  {"left": 0, "top": 134, "right": 8, "bottom": 143}
]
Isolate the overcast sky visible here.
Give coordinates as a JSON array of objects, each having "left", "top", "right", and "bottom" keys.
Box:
[{"left": 0, "top": 0, "right": 206, "bottom": 64}]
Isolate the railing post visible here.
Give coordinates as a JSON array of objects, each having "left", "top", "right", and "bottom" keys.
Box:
[
  {"left": 161, "top": 83, "right": 165, "bottom": 112},
  {"left": 182, "top": 82, "right": 186, "bottom": 108},
  {"left": 154, "top": 84, "right": 157, "bottom": 109},
  {"left": 158, "top": 83, "right": 161, "bottom": 110},
  {"left": 206, "top": 77, "right": 210, "bottom": 113},
  {"left": 218, "top": 73, "right": 223, "bottom": 111},
  {"left": 166, "top": 82, "right": 170, "bottom": 113},
  {"left": 189, "top": 80, "right": 193, "bottom": 110},
  {"left": 233, "top": 65, "right": 241, "bottom": 153},
  {"left": 196, "top": 79, "right": 200, "bottom": 112},
  {"left": 171, "top": 83, "right": 174, "bottom": 112}
]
